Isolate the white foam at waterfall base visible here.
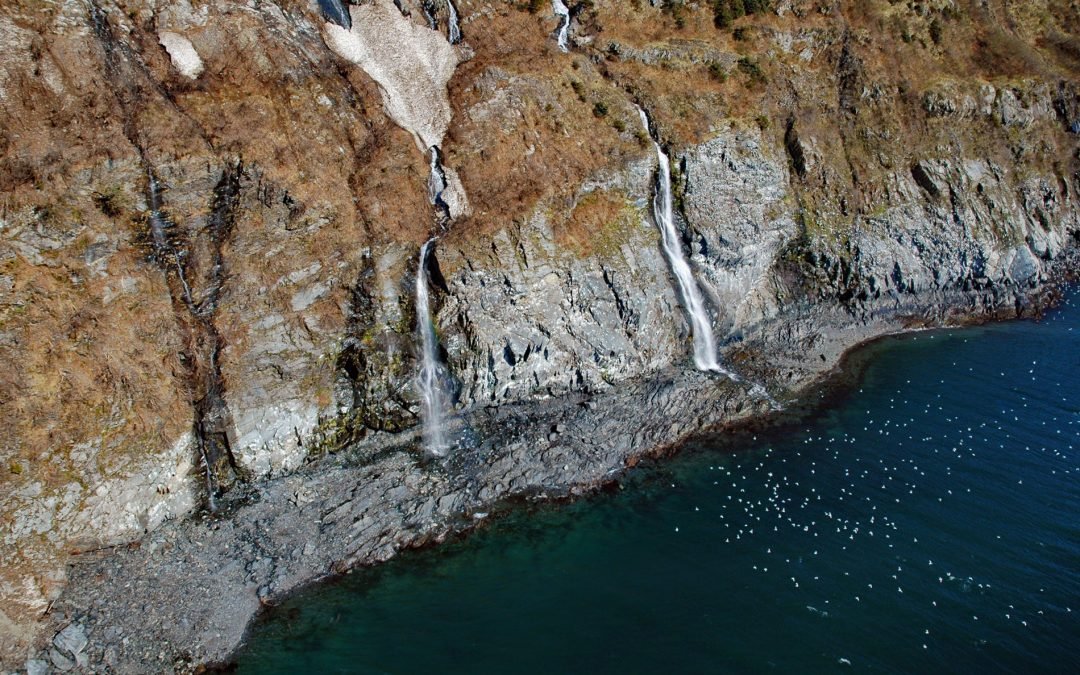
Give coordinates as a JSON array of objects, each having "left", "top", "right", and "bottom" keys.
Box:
[
  {"left": 416, "top": 238, "right": 450, "bottom": 456},
  {"left": 637, "top": 107, "right": 724, "bottom": 374}
]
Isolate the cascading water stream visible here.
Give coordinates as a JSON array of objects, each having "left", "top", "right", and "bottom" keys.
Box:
[
  {"left": 414, "top": 147, "right": 457, "bottom": 456},
  {"left": 420, "top": 1, "right": 437, "bottom": 30},
  {"left": 147, "top": 170, "right": 229, "bottom": 509},
  {"left": 552, "top": 0, "right": 570, "bottom": 52},
  {"left": 147, "top": 173, "right": 195, "bottom": 310},
  {"left": 636, "top": 109, "right": 782, "bottom": 409},
  {"left": 416, "top": 237, "right": 449, "bottom": 456},
  {"left": 636, "top": 107, "right": 725, "bottom": 373},
  {"left": 446, "top": 0, "right": 462, "bottom": 44},
  {"left": 428, "top": 146, "right": 450, "bottom": 215}
]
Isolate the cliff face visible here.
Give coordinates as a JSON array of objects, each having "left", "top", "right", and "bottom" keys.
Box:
[{"left": 2, "top": 0, "right": 1079, "bottom": 665}]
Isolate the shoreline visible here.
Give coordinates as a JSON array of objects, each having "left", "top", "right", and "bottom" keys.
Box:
[{"left": 28, "top": 272, "right": 1076, "bottom": 673}]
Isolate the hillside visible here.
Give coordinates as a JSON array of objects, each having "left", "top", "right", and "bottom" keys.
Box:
[{"left": 1, "top": 0, "right": 1078, "bottom": 668}]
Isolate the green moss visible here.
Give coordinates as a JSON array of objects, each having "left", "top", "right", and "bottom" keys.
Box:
[{"left": 737, "top": 56, "right": 767, "bottom": 85}]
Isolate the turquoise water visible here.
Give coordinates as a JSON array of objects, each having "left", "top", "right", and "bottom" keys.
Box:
[{"left": 235, "top": 292, "right": 1079, "bottom": 674}]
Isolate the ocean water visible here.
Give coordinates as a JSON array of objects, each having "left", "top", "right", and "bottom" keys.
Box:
[{"left": 235, "top": 291, "right": 1079, "bottom": 674}]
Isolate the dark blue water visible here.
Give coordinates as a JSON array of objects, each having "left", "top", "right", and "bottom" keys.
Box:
[{"left": 235, "top": 291, "right": 1079, "bottom": 674}]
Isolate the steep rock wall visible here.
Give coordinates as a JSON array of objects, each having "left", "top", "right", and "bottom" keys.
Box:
[{"left": 1, "top": 0, "right": 1079, "bottom": 666}]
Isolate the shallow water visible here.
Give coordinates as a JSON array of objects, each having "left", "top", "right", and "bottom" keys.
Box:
[{"left": 235, "top": 291, "right": 1079, "bottom": 674}]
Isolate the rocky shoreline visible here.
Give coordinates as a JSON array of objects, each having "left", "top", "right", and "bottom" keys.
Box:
[
  {"left": 5, "top": 2, "right": 1080, "bottom": 671},
  {"left": 25, "top": 262, "right": 1074, "bottom": 674}
]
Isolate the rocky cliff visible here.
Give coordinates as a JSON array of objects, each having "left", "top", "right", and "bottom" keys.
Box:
[{"left": 2, "top": 0, "right": 1079, "bottom": 668}]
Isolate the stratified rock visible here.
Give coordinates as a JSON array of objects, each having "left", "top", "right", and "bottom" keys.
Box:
[
  {"left": 52, "top": 622, "right": 88, "bottom": 657},
  {"left": 1, "top": 0, "right": 1078, "bottom": 668}
]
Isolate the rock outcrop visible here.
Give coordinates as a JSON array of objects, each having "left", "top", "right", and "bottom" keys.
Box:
[{"left": 1, "top": 0, "right": 1079, "bottom": 668}]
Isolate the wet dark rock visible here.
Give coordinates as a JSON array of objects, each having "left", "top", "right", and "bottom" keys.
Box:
[{"left": 318, "top": 0, "right": 353, "bottom": 29}]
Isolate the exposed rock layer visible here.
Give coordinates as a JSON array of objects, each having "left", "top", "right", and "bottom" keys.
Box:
[{"left": 1, "top": 0, "right": 1079, "bottom": 668}]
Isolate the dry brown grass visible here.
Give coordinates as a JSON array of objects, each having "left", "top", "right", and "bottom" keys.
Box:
[
  {"left": 445, "top": 7, "right": 643, "bottom": 239},
  {"left": 552, "top": 189, "right": 635, "bottom": 258}
]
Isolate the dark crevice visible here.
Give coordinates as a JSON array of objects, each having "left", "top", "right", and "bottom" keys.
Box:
[
  {"left": 784, "top": 118, "right": 808, "bottom": 178},
  {"left": 317, "top": 0, "right": 352, "bottom": 29},
  {"left": 196, "top": 167, "right": 242, "bottom": 317},
  {"left": 911, "top": 162, "right": 942, "bottom": 198},
  {"left": 146, "top": 166, "right": 246, "bottom": 509},
  {"left": 424, "top": 245, "right": 450, "bottom": 294},
  {"left": 89, "top": 0, "right": 242, "bottom": 507},
  {"left": 189, "top": 166, "right": 245, "bottom": 507}
]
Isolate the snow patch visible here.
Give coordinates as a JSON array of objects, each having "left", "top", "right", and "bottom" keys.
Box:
[
  {"left": 323, "top": 1, "right": 459, "bottom": 149},
  {"left": 158, "top": 31, "right": 204, "bottom": 80}
]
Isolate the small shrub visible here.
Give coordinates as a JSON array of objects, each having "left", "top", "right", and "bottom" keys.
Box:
[
  {"left": 93, "top": 189, "right": 124, "bottom": 218},
  {"left": 929, "top": 18, "right": 943, "bottom": 45},
  {"left": 593, "top": 101, "right": 609, "bottom": 117},
  {"left": 713, "top": 0, "right": 769, "bottom": 30},
  {"left": 737, "top": 56, "right": 767, "bottom": 84},
  {"left": 708, "top": 61, "right": 728, "bottom": 82},
  {"left": 663, "top": 0, "right": 688, "bottom": 28},
  {"left": 714, "top": 5, "right": 733, "bottom": 28}
]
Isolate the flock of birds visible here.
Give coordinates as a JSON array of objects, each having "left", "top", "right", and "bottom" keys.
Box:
[{"left": 659, "top": 296, "right": 1079, "bottom": 665}]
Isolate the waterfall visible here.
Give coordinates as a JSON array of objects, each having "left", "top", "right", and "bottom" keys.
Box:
[
  {"left": 420, "top": 1, "right": 437, "bottom": 30},
  {"left": 446, "top": 0, "right": 462, "bottom": 44},
  {"left": 416, "top": 238, "right": 450, "bottom": 456},
  {"left": 637, "top": 107, "right": 725, "bottom": 373},
  {"left": 428, "top": 146, "right": 449, "bottom": 210},
  {"left": 552, "top": 0, "right": 570, "bottom": 51},
  {"left": 147, "top": 173, "right": 194, "bottom": 308}
]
